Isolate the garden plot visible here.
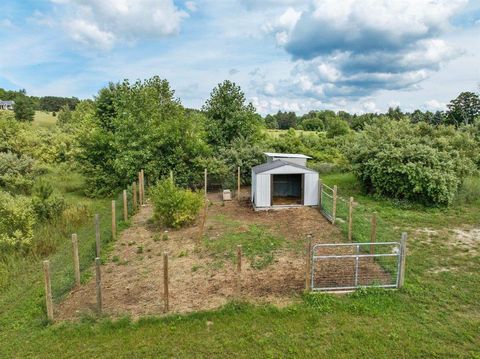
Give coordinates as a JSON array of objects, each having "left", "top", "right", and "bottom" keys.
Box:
[{"left": 57, "top": 189, "right": 386, "bottom": 320}]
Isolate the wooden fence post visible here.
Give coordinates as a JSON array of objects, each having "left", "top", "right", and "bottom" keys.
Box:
[
  {"left": 111, "top": 200, "right": 116, "bottom": 241},
  {"left": 399, "top": 233, "right": 408, "bottom": 288},
  {"left": 332, "top": 185, "right": 338, "bottom": 224},
  {"left": 370, "top": 212, "right": 377, "bottom": 254},
  {"left": 318, "top": 180, "right": 323, "bottom": 209},
  {"left": 236, "top": 245, "right": 242, "bottom": 297},
  {"left": 141, "top": 169, "right": 145, "bottom": 203},
  {"left": 204, "top": 168, "right": 208, "bottom": 199},
  {"left": 163, "top": 252, "right": 169, "bottom": 313},
  {"left": 72, "top": 233, "right": 80, "bottom": 287},
  {"left": 123, "top": 190, "right": 128, "bottom": 222},
  {"left": 132, "top": 182, "right": 137, "bottom": 211},
  {"left": 348, "top": 197, "right": 354, "bottom": 241},
  {"left": 95, "top": 257, "right": 102, "bottom": 314},
  {"left": 305, "top": 235, "right": 312, "bottom": 291},
  {"left": 43, "top": 260, "right": 54, "bottom": 321},
  {"left": 170, "top": 170, "right": 174, "bottom": 183},
  {"left": 138, "top": 172, "right": 143, "bottom": 205},
  {"left": 94, "top": 214, "right": 100, "bottom": 257},
  {"left": 237, "top": 166, "right": 241, "bottom": 200},
  {"left": 197, "top": 201, "right": 208, "bottom": 243}
]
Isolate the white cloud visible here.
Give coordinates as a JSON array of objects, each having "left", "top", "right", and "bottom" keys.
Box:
[
  {"left": 51, "top": 0, "right": 188, "bottom": 50},
  {"left": 424, "top": 99, "right": 447, "bottom": 111},
  {"left": 262, "top": 0, "right": 468, "bottom": 101}
]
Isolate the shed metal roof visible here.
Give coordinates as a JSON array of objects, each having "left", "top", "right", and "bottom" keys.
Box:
[
  {"left": 264, "top": 152, "right": 312, "bottom": 159},
  {"left": 252, "top": 160, "right": 317, "bottom": 174},
  {"left": 0, "top": 100, "right": 14, "bottom": 105}
]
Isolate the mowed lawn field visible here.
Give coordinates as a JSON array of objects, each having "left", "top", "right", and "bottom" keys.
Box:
[
  {"left": 33, "top": 111, "right": 57, "bottom": 128},
  {"left": 0, "top": 167, "right": 479, "bottom": 358}
]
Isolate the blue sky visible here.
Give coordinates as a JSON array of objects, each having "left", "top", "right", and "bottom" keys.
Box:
[{"left": 0, "top": 0, "right": 479, "bottom": 114}]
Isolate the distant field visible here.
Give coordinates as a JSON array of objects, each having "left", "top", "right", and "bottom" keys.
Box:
[
  {"left": 265, "top": 128, "right": 324, "bottom": 138},
  {"left": 33, "top": 111, "right": 57, "bottom": 128}
]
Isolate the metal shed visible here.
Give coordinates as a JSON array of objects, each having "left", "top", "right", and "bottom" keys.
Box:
[{"left": 251, "top": 154, "right": 319, "bottom": 210}]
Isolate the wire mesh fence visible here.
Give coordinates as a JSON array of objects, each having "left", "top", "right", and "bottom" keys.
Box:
[
  {"left": 49, "top": 185, "right": 138, "bottom": 304},
  {"left": 319, "top": 183, "right": 335, "bottom": 222},
  {"left": 311, "top": 242, "right": 401, "bottom": 291}
]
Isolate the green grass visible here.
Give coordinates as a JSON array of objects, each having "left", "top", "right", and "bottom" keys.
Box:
[
  {"left": 204, "top": 222, "right": 286, "bottom": 269},
  {"left": 33, "top": 111, "right": 57, "bottom": 128},
  {"left": 0, "top": 171, "right": 479, "bottom": 358},
  {"left": 265, "top": 128, "right": 325, "bottom": 138}
]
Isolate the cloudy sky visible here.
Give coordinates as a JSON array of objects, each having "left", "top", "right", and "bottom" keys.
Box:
[{"left": 0, "top": 0, "right": 479, "bottom": 114}]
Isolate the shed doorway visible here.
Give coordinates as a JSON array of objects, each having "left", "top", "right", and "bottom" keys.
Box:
[{"left": 271, "top": 174, "right": 303, "bottom": 206}]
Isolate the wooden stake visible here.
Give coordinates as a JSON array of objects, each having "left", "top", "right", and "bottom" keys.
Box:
[
  {"left": 170, "top": 170, "right": 173, "bottom": 183},
  {"left": 72, "top": 233, "right": 80, "bottom": 287},
  {"left": 204, "top": 168, "right": 207, "bottom": 199},
  {"left": 332, "top": 185, "right": 338, "bottom": 224},
  {"left": 236, "top": 245, "right": 242, "bottom": 296},
  {"left": 111, "top": 200, "right": 116, "bottom": 241},
  {"left": 94, "top": 214, "right": 100, "bottom": 258},
  {"left": 141, "top": 169, "right": 145, "bottom": 203},
  {"left": 43, "top": 260, "right": 54, "bottom": 321},
  {"left": 163, "top": 252, "right": 169, "bottom": 312},
  {"left": 197, "top": 201, "right": 208, "bottom": 243},
  {"left": 132, "top": 182, "right": 137, "bottom": 211},
  {"left": 95, "top": 257, "right": 102, "bottom": 314},
  {"left": 237, "top": 166, "right": 241, "bottom": 200},
  {"left": 399, "top": 233, "right": 408, "bottom": 288},
  {"left": 348, "top": 196, "right": 354, "bottom": 241},
  {"left": 123, "top": 190, "right": 128, "bottom": 222},
  {"left": 138, "top": 172, "right": 143, "bottom": 205},
  {"left": 370, "top": 212, "right": 377, "bottom": 254},
  {"left": 305, "top": 235, "right": 312, "bottom": 291}
]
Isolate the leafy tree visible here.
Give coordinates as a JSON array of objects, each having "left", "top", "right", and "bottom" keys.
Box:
[
  {"left": 264, "top": 114, "right": 278, "bottom": 129},
  {"left": 74, "top": 76, "right": 210, "bottom": 196},
  {"left": 275, "top": 111, "right": 297, "bottom": 129},
  {"left": 203, "top": 80, "right": 262, "bottom": 147},
  {"left": 446, "top": 91, "right": 480, "bottom": 126},
  {"left": 325, "top": 117, "right": 349, "bottom": 138},
  {"left": 345, "top": 119, "right": 476, "bottom": 205},
  {"left": 13, "top": 96, "right": 35, "bottom": 122},
  {"left": 38, "top": 96, "right": 79, "bottom": 112},
  {"left": 386, "top": 106, "right": 404, "bottom": 121}
]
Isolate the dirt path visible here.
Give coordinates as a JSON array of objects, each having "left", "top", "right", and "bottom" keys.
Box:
[{"left": 57, "top": 190, "right": 347, "bottom": 320}]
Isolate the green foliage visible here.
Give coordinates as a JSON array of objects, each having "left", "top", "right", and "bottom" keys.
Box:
[
  {"left": 0, "top": 191, "right": 36, "bottom": 252},
  {"left": 13, "top": 96, "right": 35, "bottom": 122},
  {"left": 446, "top": 91, "right": 480, "bottom": 126},
  {"left": 74, "top": 77, "right": 209, "bottom": 196},
  {"left": 345, "top": 119, "right": 476, "bottom": 205},
  {"left": 266, "top": 128, "right": 347, "bottom": 166},
  {"left": 203, "top": 80, "right": 262, "bottom": 147},
  {"left": 31, "top": 179, "right": 66, "bottom": 221},
  {"left": 455, "top": 176, "right": 480, "bottom": 205},
  {"left": 0, "top": 151, "right": 38, "bottom": 194},
  {"left": 150, "top": 179, "right": 203, "bottom": 228},
  {"left": 38, "top": 96, "right": 79, "bottom": 112}
]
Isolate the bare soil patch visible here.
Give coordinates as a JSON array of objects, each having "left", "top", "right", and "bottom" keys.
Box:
[{"left": 57, "top": 188, "right": 385, "bottom": 320}]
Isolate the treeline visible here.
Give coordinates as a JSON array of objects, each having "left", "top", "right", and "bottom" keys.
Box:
[
  {"left": 264, "top": 91, "right": 480, "bottom": 131},
  {"left": 0, "top": 88, "right": 79, "bottom": 121}
]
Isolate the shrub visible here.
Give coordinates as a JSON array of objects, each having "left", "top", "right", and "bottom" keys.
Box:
[
  {"left": 150, "top": 179, "right": 203, "bottom": 228},
  {"left": 0, "top": 151, "right": 38, "bottom": 194},
  {"left": 345, "top": 119, "right": 476, "bottom": 205},
  {"left": 31, "top": 179, "right": 66, "bottom": 221},
  {"left": 0, "top": 191, "right": 36, "bottom": 252}
]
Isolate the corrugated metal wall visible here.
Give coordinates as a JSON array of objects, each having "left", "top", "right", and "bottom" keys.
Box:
[
  {"left": 304, "top": 173, "right": 319, "bottom": 206},
  {"left": 255, "top": 174, "right": 271, "bottom": 207}
]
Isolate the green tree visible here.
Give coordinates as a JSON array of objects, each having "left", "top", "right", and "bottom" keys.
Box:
[
  {"left": 74, "top": 76, "right": 209, "bottom": 196},
  {"left": 446, "top": 91, "right": 480, "bottom": 126},
  {"left": 13, "top": 96, "right": 35, "bottom": 122},
  {"left": 203, "top": 80, "right": 262, "bottom": 147}
]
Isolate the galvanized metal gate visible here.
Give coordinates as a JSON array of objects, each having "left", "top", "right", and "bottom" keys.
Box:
[{"left": 310, "top": 241, "right": 405, "bottom": 291}]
